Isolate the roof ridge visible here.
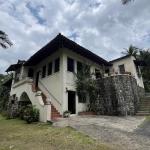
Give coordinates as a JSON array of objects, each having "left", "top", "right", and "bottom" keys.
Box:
[{"left": 24, "top": 33, "right": 111, "bottom": 66}]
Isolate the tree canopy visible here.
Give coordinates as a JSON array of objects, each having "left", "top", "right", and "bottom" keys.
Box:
[
  {"left": 121, "top": 0, "right": 134, "bottom": 5},
  {"left": 122, "top": 45, "right": 139, "bottom": 58},
  {"left": 0, "top": 30, "right": 13, "bottom": 49},
  {"left": 139, "top": 50, "right": 150, "bottom": 92}
]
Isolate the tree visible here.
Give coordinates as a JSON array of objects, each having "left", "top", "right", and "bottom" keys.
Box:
[
  {"left": 75, "top": 64, "right": 102, "bottom": 111},
  {"left": 122, "top": 45, "right": 139, "bottom": 58},
  {"left": 0, "top": 74, "right": 11, "bottom": 112},
  {"left": 0, "top": 30, "right": 13, "bottom": 49},
  {"left": 121, "top": 0, "right": 134, "bottom": 5},
  {"left": 139, "top": 50, "right": 150, "bottom": 92}
]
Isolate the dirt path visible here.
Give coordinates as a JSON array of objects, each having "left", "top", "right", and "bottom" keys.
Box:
[{"left": 53, "top": 116, "right": 150, "bottom": 150}]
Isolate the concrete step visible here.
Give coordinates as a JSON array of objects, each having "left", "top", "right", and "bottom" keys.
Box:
[
  {"left": 51, "top": 104, "right": 62, "bottom": 120},
  {"left": 139, "top": 110, "right": 150, "bottom": 112},
  {"left": 137, "top": 98, "right": 150, "bottom": 116},
  {"left": 139, "top": 104, "right": 150, "bottom": 106},
  {"left": 139, "top": 106, "right": 150, "bottom": 108},
  {"left": 140, "top": 100, "right": 150, "bottom": 102},
  {"left": 51, "top": 113, "right": 61, "bottom": 116},
  {"left": 138, "top": 110, "right": 150, "bottom": 113},
  {"left": 139, "top": 109, "right": 150, "bottom": 112},
  {"left": 139, "top": 105, "right": 150, "bottom": 107},
  {"left": 139, "top": 105, "right": 150, "bottom": 108},
  {"left": 51, "top": 115, "right": 62, "bottom": 118},
  {"left": 139, "top": 102, "right": 150, "bottom": 103},
  {"left": 136, "top": 113, "right": 150, "bottom": 116}
]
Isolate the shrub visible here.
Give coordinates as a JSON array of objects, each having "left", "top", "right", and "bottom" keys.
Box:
[
  {"left": 23, "top": 105, "right": 39, "bottom": 124},
  {"left": 0, "top": 111, "right": 9, "bottom": 118},
  {"left": 18, "top": 106, "right": 26, "bottom": 120},
  {"left": 63, "top": 110, "right": 71, "bottom": 118}
]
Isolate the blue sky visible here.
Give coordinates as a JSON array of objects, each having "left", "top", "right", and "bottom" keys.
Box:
[{"left": 0, "top": 0, "right": 150, "bottom": 73}]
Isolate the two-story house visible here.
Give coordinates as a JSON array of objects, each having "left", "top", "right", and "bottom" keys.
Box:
[{"left": 6, "top": 33, "right": 111, "bottom": 122}]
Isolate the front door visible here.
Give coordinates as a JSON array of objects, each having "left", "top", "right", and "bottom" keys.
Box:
[
  {"left": 68, "top": 91, "right": 76, "bottom": 114},
  {"left": 35, "top": 72, "right": 40, "bottom": 88}
]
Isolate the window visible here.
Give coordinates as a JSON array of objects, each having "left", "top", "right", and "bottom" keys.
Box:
[
  {"left": 48, "top": 62, "right": 52, "bottom": 75},
  {"left": 67, "top": 57, "right": 74, "bottom": 72},
  {"left": 105, "top": 69, "right": 110, "bottom": 74},
  {"left": 54, "top": 58, "right": 60, "bottom": 72},
  {"left": 78, "top": 92, "right": 86, "bottom": 103},
  {"left": 42, "top": 65, "right": 46, "bottom": 78},
  {"left": 28, "top": 68, "right": 34, "bottom": 78},
  {"left": 77, "top": 61, "right": 83, "bottom": 73},
  {"left": 119, "top": 64, "right": 125, "bottom": 74},
  {"left": 95, "top": 69, "right": 101, "bottom": 79},
  {"left": 11, "top": 100, "right": 15, "bottom": 104},
  {"left": 77, "top": 61, "right": 90, "bottom": 75}
]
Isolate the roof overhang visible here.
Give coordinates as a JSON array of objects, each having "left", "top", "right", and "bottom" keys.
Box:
[
  {"left": 25, "top": 34, "right": 111, "bottom": 66},
  {"left": 110, "top": 55, "right": 132, "bottom": 63},
  {"left": 5, "top": 64, "right": 21, "bottom": 72},
  {"left": 2, "top": 78, "right": 12, "bottom": 88}
]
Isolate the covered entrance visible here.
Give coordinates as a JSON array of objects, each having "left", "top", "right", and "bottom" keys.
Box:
[
  {"left": 68, "top": 91, "right": 76, "bottom": 114},
  {"left": 19, "top": 92, "right": 32, "bottom": 111}
]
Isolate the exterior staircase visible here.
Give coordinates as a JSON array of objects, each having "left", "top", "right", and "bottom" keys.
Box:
[
  {"left": 32, "top": 82, "right": 62, "bottom": 120},
  {"left": 37, "top": 81, "right": 62, "bottom": 121},
  {"left": 40, "top": 90, "right": 62, "bottom": 121},
  {"left": 51, "top": 104, "right": 62, "bottom": 121},
  {"left": 136, "top": 95, "right": 150, "bottom": 116}
]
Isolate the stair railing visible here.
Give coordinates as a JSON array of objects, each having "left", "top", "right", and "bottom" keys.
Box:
[{"left": 38, "top": 80, "right": 62, "bottom": 113}]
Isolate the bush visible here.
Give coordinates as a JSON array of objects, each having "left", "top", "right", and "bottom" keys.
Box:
[
  {"left": 18, "top": 106, "right": 26, "bottom": 120},
  {"left": 0, "top": 111, "right": 9, "bottom": 118},
  {"left": 23, "top": 105, "right": 39, "bottom": 124},
  {"left": 63, "top": 110, "right": 71, "bottom": 118}
]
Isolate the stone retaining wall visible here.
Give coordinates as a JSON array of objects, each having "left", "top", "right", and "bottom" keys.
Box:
[{"left": 94, "top": 75, "right": 143, "bottom": 116}]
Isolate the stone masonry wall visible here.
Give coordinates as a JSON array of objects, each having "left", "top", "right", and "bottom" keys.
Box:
[
  {"left": 94, "top": 75, "right": 143, "bottom": 116},
  {"left": 7, "top": 96, "right": 19, "bottom": 118}
]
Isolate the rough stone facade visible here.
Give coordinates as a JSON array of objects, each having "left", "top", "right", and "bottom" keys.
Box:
[
  {"left": 93, "top": 75, "right": 143, "bottom": 116},
  {"left": 7, "top": 97, "right": 19, "bottom": 118},
  {"left": 138, "top": 86, "right": 145, "bottom": 98}
]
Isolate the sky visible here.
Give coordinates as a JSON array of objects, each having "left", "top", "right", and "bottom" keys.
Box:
[{"left": 0, "top": 0, "right": 150, "bottom": 73}]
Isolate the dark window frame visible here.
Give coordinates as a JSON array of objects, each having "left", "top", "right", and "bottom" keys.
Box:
[
  {"left": 42, "top": 65, "right": 46, "bottom": 78},
  {"left": 77, "top": 61, "right": 83, "bottom": 74},
  {"left": 78, "top": 92, "right": 86, "bottom": 103},
  {"left": 67, "top": 57, "right": 75, "bottom": 72},
  {"left": 54, "top": 58, "right": 60, "bottom": 73},
  {"left": 28, "top": 68, "right": 34, "bottom": 78},
  {"left": 47, "top": 62, "right": 53, "bottom": 76},
  {"left": 119, "top": 64, "right": 125, "bottom": 74},
  {"left": 95, "top": 69, "right": 101, "bottom": 79}
]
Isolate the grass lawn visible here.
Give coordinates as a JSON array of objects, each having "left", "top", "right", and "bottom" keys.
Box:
[{"left": 0, "top": 115, "right": 112, "bottom": 150}]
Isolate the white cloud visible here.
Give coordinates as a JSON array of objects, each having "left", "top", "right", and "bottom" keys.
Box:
[{"left": 0, "top": 0, "right": 150, "bottom": 73}]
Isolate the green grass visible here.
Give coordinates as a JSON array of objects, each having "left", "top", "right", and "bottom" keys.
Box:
[
  {"left": 0, "top": 115, "right": 112, "bottom": 150},
  {"left": 146, "top": 116, "right": 150, "bottom": 121}
]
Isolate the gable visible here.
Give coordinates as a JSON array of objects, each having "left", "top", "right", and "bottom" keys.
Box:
[{"left": 25, "top": 33, "right": 111, "bottom": 66}]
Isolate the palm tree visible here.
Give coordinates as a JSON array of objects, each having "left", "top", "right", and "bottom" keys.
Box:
[
  {"left": 122, "top": 45, "right": 139, "bottom": 58},
  {"left": 121, "top": 0, "right": 134, "bottom": 5},
  {"left": 0, "top": 30, "right": 13, "bottom": 49}
]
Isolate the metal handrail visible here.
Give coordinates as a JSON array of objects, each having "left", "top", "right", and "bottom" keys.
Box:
[{"left": 38, "top": 80, "right": 61, "bottom": 106}]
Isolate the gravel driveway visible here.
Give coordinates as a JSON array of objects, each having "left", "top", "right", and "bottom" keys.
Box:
[{"left": 53, "top": 116, "right": 150, "bottom": 150}]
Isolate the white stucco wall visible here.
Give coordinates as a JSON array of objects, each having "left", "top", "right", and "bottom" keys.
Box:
[
  {"left": 10, "top": 78, "right": 49, "bottom": 122},
  {"left": 111, "top": 56, "right": 144, "bottom": 88},
  {"left": 28, "top": 48, "right": 104, "bottom": 115},
  {"left": 32, "top": 50, "right": 63, "bottom": 114},
  {"left": 10, "top": 48, "right": 106, "bottom": 118},
  {"left": 61, "top": 48, "right": 105, "bottom": 114}
]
